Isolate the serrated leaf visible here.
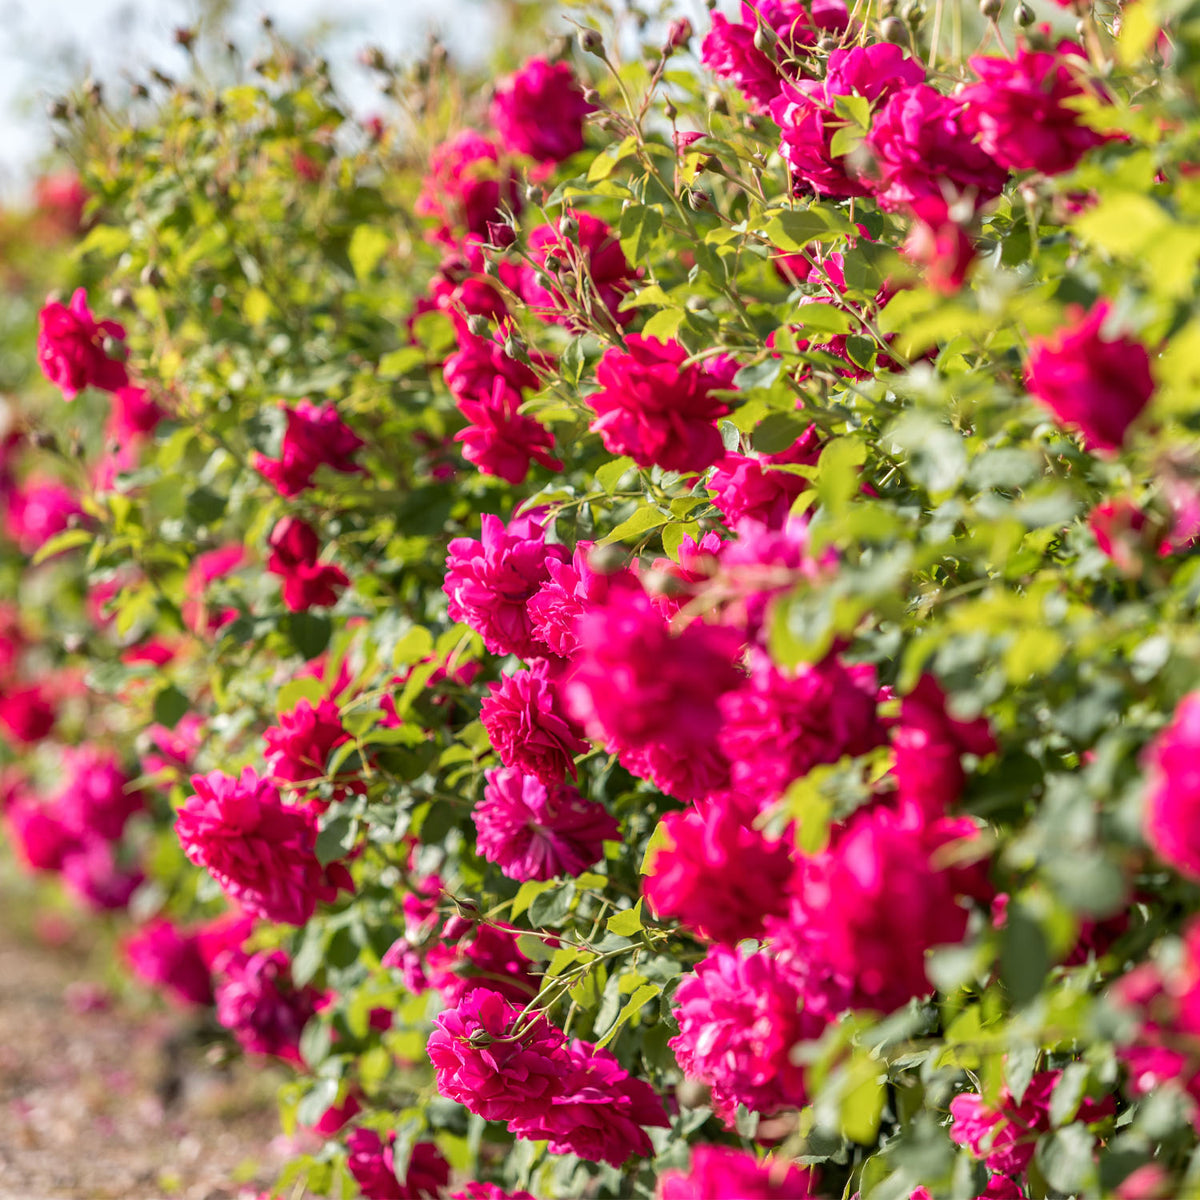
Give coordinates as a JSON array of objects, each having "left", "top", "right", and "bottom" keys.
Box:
[{"left": 606, "top": 899, "right": 644, "bottom": 936}]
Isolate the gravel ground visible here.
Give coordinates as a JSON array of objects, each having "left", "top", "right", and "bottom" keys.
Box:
[{"left": 0, "top": 893, "right": 288, "bottom": 1200}]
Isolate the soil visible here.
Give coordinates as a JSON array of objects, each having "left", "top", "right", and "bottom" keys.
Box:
[{"left": 0, "top": 885, "right": 289, "bottom": 1200}]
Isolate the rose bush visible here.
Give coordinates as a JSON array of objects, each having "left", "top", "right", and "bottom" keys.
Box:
[{"left": 3, "top": 0, "right": 1200, "bottom": 1196}]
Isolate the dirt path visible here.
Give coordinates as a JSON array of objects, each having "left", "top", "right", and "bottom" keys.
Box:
[{"left": 0, "top": 891, "right": 287, "bottom": 1200}]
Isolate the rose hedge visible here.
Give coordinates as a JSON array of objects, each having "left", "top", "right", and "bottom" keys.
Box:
[{"left": 3, "top": 0, "right": 1200, "bottom": 1196}]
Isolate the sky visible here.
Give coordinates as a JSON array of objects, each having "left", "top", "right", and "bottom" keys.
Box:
[{"left": 0, "top": 0, "right": 502, "bottom": 195}]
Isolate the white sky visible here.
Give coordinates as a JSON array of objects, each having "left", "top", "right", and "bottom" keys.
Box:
[{"left": 0, "top": 0, "right": 503, "bottom": 196}]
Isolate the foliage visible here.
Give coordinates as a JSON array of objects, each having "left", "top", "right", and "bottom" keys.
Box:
[{"left": 4, "top": 0, "right": 1200, "bottom": 1197}]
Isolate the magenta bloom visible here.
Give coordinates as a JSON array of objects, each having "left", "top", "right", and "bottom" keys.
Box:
[
  {"left": 475, "top": 766, "right": 618, "bottom": 881},
  {"left": 512, "top": 1039, "right": 669, "bottom": 1166},
  {"left": 1143, "top": 692, "right": 1200, "bottom": 879},
  {"left": 442, "top": 331, "right": 548, "bottom": 405},
  {"left": 891, "top": 675, "right": 997, "bottom": 818},
  {"left": 5, "top": 797, "right": 76, "bottom": 873},
  {"left": 1111, "top": 919, "right": 1200, "bottom": 1123},
  {"left": 866, "top": 84, "right": 1008, "bottom": 211},
  {"left": 657, "top": 1146, "right": 818, "bottom": 1200},
  {"left": 183, "top": 544, "right": 245, "bottom": 634},
  {"left": 521, "top": 212, "right": 636, "bottom": 330},
  {"left": 669, "top": 943, "right": 824, "bottom": 1124},
  {"left": 950, "top": 1069, "right": 1115, "bottom": 1175},
  {"left": 427, "top": 988, "right": 568, "bottom": 1122},
  {"left": 450, "top": 1185, "right": 536, "bottom": 1200},
  {"left": 960, "top": 45, "right": 1109, "bottom": 176},
  {"left": 212, "top": 948, "right": 322, "bottom": 1065},
  {"left": 643, "top": 797, "right": 794, "bottom": 944},
  {"left": 124, "top": 918, "right": 215, "bottom": 1007},
  {"left": 263, "top": 697, "right": 355, "bottom": 805},
  {"left": 3, "top": 478, "right": 84, "bottom": 556},
  {"left": 416, "top": 130, "right": 522, "bottom": 247},
  {"left": 456, "top": 380, "right": 563, "bottom": 485},
  {"left": 176, "top": 767, "right": 352, "bottom": 925},
  {"left": 902, "top": 197, "right": 977, "bottom": 294},
  {"left": 424, "top": 921, "right": 536, "bottom": 1004},
  {"left": 708, "top": 426, "right": 821, "bottom": 528},
  {"left": 772, "top": 45, "right": 924, "bottom": 198},
  {"left": 1025, "top": 301, "right": 1154, "bottom": 453},
  {"left": 589, "top": 337, "right": 731, "bottom": 473},
  {"left": 37, "top": 288, "right": 128, "bottom": 399},
  {"left": 266, "top": 516, "right": 350, "bottom": 612},
  {"left": 108, "top": 384, "right": 164, "bottom": 441},
  {"left": 528, "top": 540, "right": 628, "bottom": 658},
  {"left": 59, "top": 838, "right": 143, "bottom": 911},
  {"left": 0, "top": 684, "right": 57, "bottom": 746},
  {"left": 481, "top": 663, "right": 589, "bottom": 785},
  {"left": 565, "top": 582, "right": 744, "bottom": 801},
  {"left": 490, "top": 58, "right": 593, "bottom": 163},
  {"left": 777, "top": 806, "right": 989, "bottom": 1014},
  {"left": 53, "top": 747, "right": 143, "bottom": 842},
  {"left": 701, "top": 0, "right": 849, "bottom": 113},
  {"left": 346, "top": 1131, "right": 450, "bottom": 1200},
  {"left": 719, "top": 653, "right": 884, "bottom": 802},
  {"left": 252, "top": 400, "right": 364, "bottom": 497},
  {"left": 444, "top": 513, "right": 567, "bottom": 659}
]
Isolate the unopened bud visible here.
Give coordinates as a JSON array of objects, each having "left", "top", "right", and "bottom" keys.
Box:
[
  {"left": 578, "top": 27, "right": 603, "bottom": 55},
  {"left": 525, "top": 183, "right": 544, "bottom": 206},
  {"left": 880, "top": 15, "right": 908, "bottom": 42},
  {"left": 558, "top": 215, "right": 579, "bottom": 241},
  {"left": 902, "top": 1, "right": 925, "bottom": 25},
  {"left": 466, "top": 314, "right": 490, "bottom": 337},
  {"left": 582, "top": 86, "right": 600, "bottom": 105},
  {"left": 173, "top": 26, "right": 197, "bottom": 50},
  {"left": 818, "top": 34, "right": 840, "bottom": 51},
  {"left": 980, "top": 0, "right": 1003, "bottom": 17},
  {"left": 30, "top": 430, "right": 58, "bottom": 453},
  {"left": 688, "top": 188, "right": 711, "bottom": 210},
  {"left": 1015, "top": 1, "right": 1035, "bottom": 23},
  {"left": 707, "top": 92, "right": 728, "bottom": 115},
  {"left": 110, "top": 286, "right": 134, "bottom": 311},
  {"left": 140, "top": 264, "right": 164, "bottom": 288},
  {"left": 664, "top": 98, "right": 677, "bottom": 120},
  {"left": 47, "top": 98, "right": 69, "bottom": 120},
  {"left": 667, "top": 18, "right": 693, "bottom": 48}
]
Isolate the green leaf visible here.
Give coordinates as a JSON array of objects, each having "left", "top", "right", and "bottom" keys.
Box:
[
  {"left": 596, "top": 982, "right": 660, "bottom": 1049},
  {"left": 152, "top": 684, "right": 190, "bottom": 729},
  {"left": 641, "top": 307, "right": 686, "bottom": 341},
  {"left": 186, "top": 487, "right": 227, "bottom": 525},
  {"left": 796, "top": 303, "right": 854, "bottom": 335},
  {"left": 595, "top": 456, "right": 635, "bottom": 494},
  {"left": 277, "top": 676, "right": 329, "bottom": 714},
  {"left": 32, "top": 528, "right": 93, "bottom": 564},
  {"left": 598, "top": 505, "right": 670, "bottom": 545},
  {"left": 1000, "top": 901, "right": 1049, "bottom": 1008},
  {"left": 287, "top": 612, "right": 333, "bottom": 659},
  {"left": 511, "top": 879, "right": 555, "bottom": 919},
  {"left": 1039, "top": 1124, "right": 1097, "bottom": 1194},
  {"left": 378, "top": 347, "right": 427, "bottom": 378},
  {"left": 840, "top": 1051, "right": 887, "bottom": 1143},
  {"left": 348, "top": 224, "right": 392, "bottom": 281},
  {"left": 315, "top": 814, "right": 358, "bottom": 866},
  {"left": 764, "top": 210, "right": 830, "bottom": 253},
  {"left": 529, "top": 882, "right": 576, "bottom": 926},
  {"left": 606, "top": 900, "right": 644, "bottom": 937}
]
